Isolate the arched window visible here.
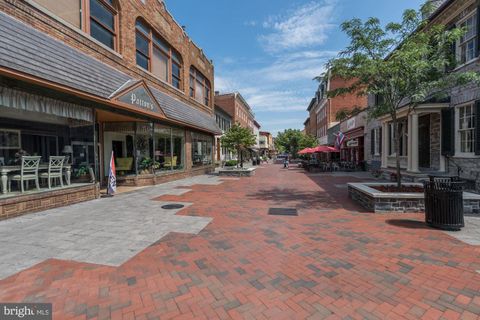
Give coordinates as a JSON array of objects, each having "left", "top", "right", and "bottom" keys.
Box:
[
  {"left": 87, "top": 0, "right": 118, "bottom": 50},
  {"left": 135, "top": 19, "right": 183, "bottom": 89},
  {"left": 33, "top": 0, "right": 118, "bottom": 50},
  {"left": 189, "top": 66, "right": 211, "bottom": 106}
]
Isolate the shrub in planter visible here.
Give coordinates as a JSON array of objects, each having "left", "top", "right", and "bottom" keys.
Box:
[{"left": 225, "top": 160, "right": 238, "bottom": 167}]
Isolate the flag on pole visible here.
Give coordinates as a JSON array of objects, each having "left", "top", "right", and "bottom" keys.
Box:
[
  {"left": 107, "top": 151, "right": 116, "bottom": 195},
  {"left": 335, "top": 131, "right": 346, "bottom": 150}
]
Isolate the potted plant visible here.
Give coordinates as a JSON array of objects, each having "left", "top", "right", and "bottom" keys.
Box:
[{"left": 74, "top": 166, "right": 90, "bottom": 182}]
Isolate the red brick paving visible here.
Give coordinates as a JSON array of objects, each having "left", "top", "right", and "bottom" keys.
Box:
[{"left": 1, "top": 164, "right": 480, "bottom": 320}]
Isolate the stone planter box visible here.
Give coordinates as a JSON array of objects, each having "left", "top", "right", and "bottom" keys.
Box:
[
  {"left": 219, "top": 167, "right": 256, "bottom": 177},
  {"left": 348, "top": 182, "right": 480, "bottom": 214}
]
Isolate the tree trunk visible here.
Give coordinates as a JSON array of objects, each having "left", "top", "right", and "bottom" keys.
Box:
[{"left": 239, "top": 148, "right": 243, "bottom": 168}]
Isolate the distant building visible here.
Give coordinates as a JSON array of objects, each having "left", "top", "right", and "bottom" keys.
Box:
[
  {"left": 259, "top": 131, "right": 275, "bottom": 157},
  {"left": 304, "top": 72, "right": 367, "bottom": 145},
  {"left": 214, "top": 92, "right": 255, "bottom": 132},
  {"left": 214, "top": 105, "right": 233, "bottom": 163}
]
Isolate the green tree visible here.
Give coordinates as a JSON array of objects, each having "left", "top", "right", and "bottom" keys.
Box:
[
  {"left": 299, "top": 134, "right": 318, "bottom": 150},
  {"left": 221, "top": 123, "right": 256, "bottom": 168},
  {"left": 275, "top": 129, "right": 317, "bottom": 158},
  {"left": 335, "top": 108, "right": 351, "bottom": 122},
  {"left": 323, "top": 4, "right": 480, "bottom": 187}
]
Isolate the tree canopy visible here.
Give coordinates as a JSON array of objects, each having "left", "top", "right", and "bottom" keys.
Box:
[
  {"left": 323, "top": 4, "right": 480, "bottom": 185},
  {"left": 221, "top": 123, "right": 256, "bottom": 167},
  {"left": 275, "top": 129, "right": 318, "bottom": 157}
]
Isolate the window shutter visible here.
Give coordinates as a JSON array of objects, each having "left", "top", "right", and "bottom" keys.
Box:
[
  {"left": 475, "top": 100, "right": 480, "bottom": 155},
  {"left": 441, "top": 108, "right": 455, "bottom": 156},
  {"left": 371, "top": 130, "right": 375, "bottom": 155},
  {"left": 379, "top": 127, "right": 382, "bottom": 154}
]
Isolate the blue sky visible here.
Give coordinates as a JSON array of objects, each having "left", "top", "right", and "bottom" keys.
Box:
[{"left": 166, "top": 0, "right": 425, "bottom": 136}]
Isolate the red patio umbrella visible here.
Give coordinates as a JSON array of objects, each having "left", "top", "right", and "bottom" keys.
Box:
[
  {"left": 298, "top": 147, "right": 315, "bottom": 154},
  {"left": 312, "top": 146, "right": 340, "bottom": 153}
]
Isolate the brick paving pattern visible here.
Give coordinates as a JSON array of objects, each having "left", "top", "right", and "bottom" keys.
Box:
[{"left": 1, "top": 164, "right": 480, "bottom": 319}]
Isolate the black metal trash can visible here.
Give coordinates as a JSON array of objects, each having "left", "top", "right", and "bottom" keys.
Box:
[{"left": 424, "top": 175, "right": 465, "bottom": 231}]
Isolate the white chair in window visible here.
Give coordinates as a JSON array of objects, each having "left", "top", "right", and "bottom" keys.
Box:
[
  {"left": 40, "top": 156, "right": 65, "bottom": 189},
  {"left": 9, "top": 156, "right": 41, "bottom": 193}
]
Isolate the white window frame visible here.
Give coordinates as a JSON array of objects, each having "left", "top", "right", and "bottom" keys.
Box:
[
  {"left": 373, "top": 128, "right": 381, "bottom": 156},
  {"left": 456, "top": 10, "right": 478, "bottom": 66},
  {"left": 455, "top": 102, "right": 477, "bottom": 157}
]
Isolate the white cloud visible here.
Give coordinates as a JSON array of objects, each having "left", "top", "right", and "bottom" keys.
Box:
[
  {"left": 213, "top": 1, "right": 340, "bottom": 133},
  {"left": 259, "top": 50, "right": 336, "bottom": 82},
  {"left": 259, "top": 0, "right": 337, "bottom": 52}
]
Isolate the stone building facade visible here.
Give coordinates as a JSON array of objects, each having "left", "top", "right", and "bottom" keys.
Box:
[{"left": 376, "top": 0, "right": 480, "bottom": 191}]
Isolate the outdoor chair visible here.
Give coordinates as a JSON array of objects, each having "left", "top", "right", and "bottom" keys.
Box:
[
  {"left": 163, "top": 156, "right": 177, "bottom": 168},
  {"left": 8, "top": 156, "right": 41, "bottom": 193},
  {"left": 40, "top": 156, "right": 65, "bottom": 189}
]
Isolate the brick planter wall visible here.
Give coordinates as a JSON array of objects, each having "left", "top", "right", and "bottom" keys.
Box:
[
  {"left": 348, "top": 183, "right": 480, "bottom": 214},
  {"left": 0, "top": 184, "right": 99, "bottom": 220},
  {"left": 115, "top": 166, "right": 215, "bottom": 187},
  {"left": 219, "top": 168, "right": 256, "bottom": 177}
]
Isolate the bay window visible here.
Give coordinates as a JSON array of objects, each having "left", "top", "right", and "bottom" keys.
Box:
[
  {"left": 135, "top": 19, "right": 183, "bottom": 89},
  {"left": 389, "top": 121, "right": 407, "bottom": 156}
]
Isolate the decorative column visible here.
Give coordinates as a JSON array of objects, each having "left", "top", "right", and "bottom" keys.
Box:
[
  {"left": 439, "top": 111, "right": 447, "bottom": 172},
  {"left": 381, "top": 122, "right": 389, "bottom": 168},
  {"left": 410, "top": 113, "right": 420, "bottom": 173},
  {"left": 407, "top": 114, "right": 412, "bottom": 171}
]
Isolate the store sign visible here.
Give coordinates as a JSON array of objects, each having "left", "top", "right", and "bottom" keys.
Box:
[
  {"left": 347, "top": 139, "right": 359, "bottom": 147},
  {"left": 347, "top": 118, "right": 356, "bottom": 130},
  {"left": 117, "top": 85, "right": 161, "bottom": 113}
]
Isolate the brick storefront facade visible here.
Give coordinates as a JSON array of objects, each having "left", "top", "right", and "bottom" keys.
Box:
[
  {"left": 0, "top": 0, "right": 221, "bottom": 217},
  {"left": 214, "top": 92, "right": 255, "bottom": 131},
  {"left": 306, "top": 75, "right": 367, "bottom": 145},
  {"left": 1, "top": 0, "right": 214, "bottom": 114}
]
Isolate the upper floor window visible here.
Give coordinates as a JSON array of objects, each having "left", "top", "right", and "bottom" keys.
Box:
[
  {"left": 457, "top": 12, "right": 478, "bottom": 64},
  {"left": 34, "top": 0, "right": 118, "bottom": 50},
  {"left": 457, "top": 104, "right": 476, "bottom": 154},
  {"left": 189, "top": 67, "right": 211, "bottom": 106},
  {"left": 135, "top": 19, "right": 182, "bottom": 89},
  {"left": 89, "top": 0, "right": 117, "bottom": 49}
]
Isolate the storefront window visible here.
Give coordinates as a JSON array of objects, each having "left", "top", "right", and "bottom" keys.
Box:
[
  {"left": 103, "top": 122, "right": 135, "bottom": 177},
  {"left": 0, "top": 108, "right": 95, "bottom": 190},
  {"left": 192, "top": 132, "right": 213, "bottom": 167},
  {"left": 154, "top": 124, "right": 185, "bottom": 173},
  {"left": 172, "top": 128, "right": 185, "bottom": 171},
  {"left": 136, "top": 123, "right": 153, "bottom": 175},
  {"left": 154, "top": 124, "right": 172, "bottom": 173}
]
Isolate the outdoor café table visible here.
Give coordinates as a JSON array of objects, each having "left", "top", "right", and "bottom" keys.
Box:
[{"left": 0, "top": 164, "right": 71, "bottom": 194}]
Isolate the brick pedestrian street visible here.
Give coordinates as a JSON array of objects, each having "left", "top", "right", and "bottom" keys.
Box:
[{"left": 1, "top": 164, "right": 480, "bottom": 320}]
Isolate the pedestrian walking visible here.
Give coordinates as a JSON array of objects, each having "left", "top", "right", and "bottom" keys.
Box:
[{"left": 284, "top": 156, "right": 289, "bottom": 169}]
